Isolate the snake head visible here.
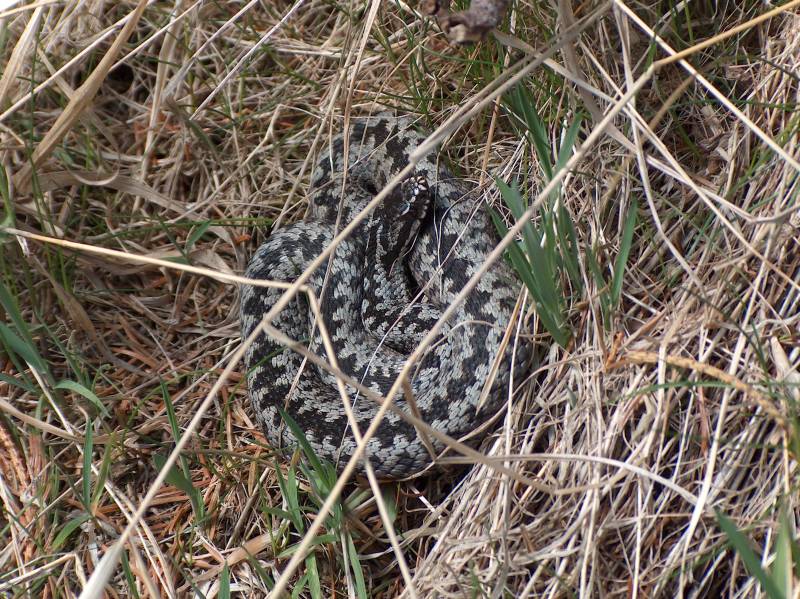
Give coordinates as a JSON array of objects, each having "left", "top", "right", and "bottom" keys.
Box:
[
  {"left": 397, "top": 175, "right": 431, "bottom": 218},
  {"left": 374, "top": 175, "right": 432, "bottom": 275}
]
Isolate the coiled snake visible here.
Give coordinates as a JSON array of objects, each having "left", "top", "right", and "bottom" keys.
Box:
[{"left": 240, "top": 115, "right": 524, "bottom": 478}]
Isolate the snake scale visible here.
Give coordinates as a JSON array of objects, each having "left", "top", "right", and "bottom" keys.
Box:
[{"left": 240, "top": 115, "right": 524, "bottom": 478}]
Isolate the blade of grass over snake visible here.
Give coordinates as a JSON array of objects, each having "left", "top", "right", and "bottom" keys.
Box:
[{"left": 611, "top": 198, "right": 638, "bottom": 307}]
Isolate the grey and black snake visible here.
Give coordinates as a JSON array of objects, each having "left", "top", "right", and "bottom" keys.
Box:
[{"left": 240, "top": 115, "right": 525, "bottom": 478}]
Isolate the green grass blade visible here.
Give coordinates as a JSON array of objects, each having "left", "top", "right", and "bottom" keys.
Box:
[
  {"left": 276, "top": 535, "right": 338, "bottom": 559},
  {"left": 246, "top": 553, "right": 275, "bottom": 590},
  {"left": 555, "top": 115, "right": 582, "bottom": 173},
  {"left": 585, "top": 245, "right": 611, "bottom": 328},
  {"left": 92, "top": 439, "right": 114, "bottom": 511},
  {"left": 278, "top": 407, "right": 325, "bottom": 474},
  {"left": 555, "top": 201, "right": 582, "bottom": 290},
  {"left": 380, "top": 487, "right": 397, "bottom": 524},
  {"left": 161, "top": 380, "right": 181, "bottom": 442},
  {"left": 284, "top": 466, "right": 304, "bottom": 532},
  {"left": 53, "top": 513, "right": 91, "bottom": 550},
  {"left": 152, "top": 453, "right": 195, "bottom": 497},
  {"left": 185, "top": 221, "right": 211, "bottom": 253},
  {"left": 488, "top": 199, "right": 569, "bottom": 347},
  {"left": 0, "top": 163, "right": 14, "bottom": 234},
  {"left": 262, "top": 506, "right": 296, "bottom": 522},
  {"left": 773, "top": 509, "right": 794, "bottom": 599},
  {"left": 553, "top": 114, "right": 582, "bottom": 289},
  {"left": 159, "top": 381, "right": 206, "bottom": 524},
  {"left": 494, "top": 178, "right": 540, "bottom": 261},
  {"left": 55, "top": 380, "right": 109, "bottom": 418},
  {"left": 715, "top": 508, "right": 785, "bottom": 599},
  {"left": 346, "top": 533, "right": 368, "bottom": 599},
  {"left": 508, "top": 86, "right": 552, "bottom": 180},
  {"left": 611, "top": 199, "right": 638, "bottom": 307},
  {"left": 83, "top": 419, "right": 93, "bottom": 509},
  {"left": 152, "top": 453, "right": 205, "bottom": 524},
  {"left": 488, "top": 206, "right": 532, "bottom": 284},
  {"left": 120, "top": 551, "right": 141, "bottom": 599},
  {"left": 291, "top": 573, "right": 308, "bottom": 599},
  {"left": 0, "top": 322, "right": 47, "bottom": 377},
  {"left": 506, "top": 240, "right": 567, "bottom": 344},
  {"left": 219, "top": 564, "right": 230, "bottom": 599},
  {"left": 305, "top": 552, "right": 322, "bottom": 599},
  {"left": 792, "top": 514, "right": 800, "bottom": 582},
  {"left": 585, "top": 245, "right": 605, "bottom": 290},
  {"left": 300, "top": 460, "right": 337, "bottom": 517},
  {"left": 495, "top": 179, "right": 560, "bottom": 305},
  {"left": 0, "top": 372, "right": 35, "bottom": 393}
]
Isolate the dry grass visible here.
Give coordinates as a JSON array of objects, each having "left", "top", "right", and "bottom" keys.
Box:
[{"left": 1, "top": 0, "right": 799, "bottom": 597}]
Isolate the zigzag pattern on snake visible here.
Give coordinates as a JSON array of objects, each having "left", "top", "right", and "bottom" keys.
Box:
[{"left": 240, "top": 115, "right": 525, "bottom": 478}]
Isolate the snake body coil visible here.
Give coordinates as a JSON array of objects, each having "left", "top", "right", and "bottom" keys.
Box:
[{"left": 240, "top": 115, "right": 523, "bottom": 478}]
